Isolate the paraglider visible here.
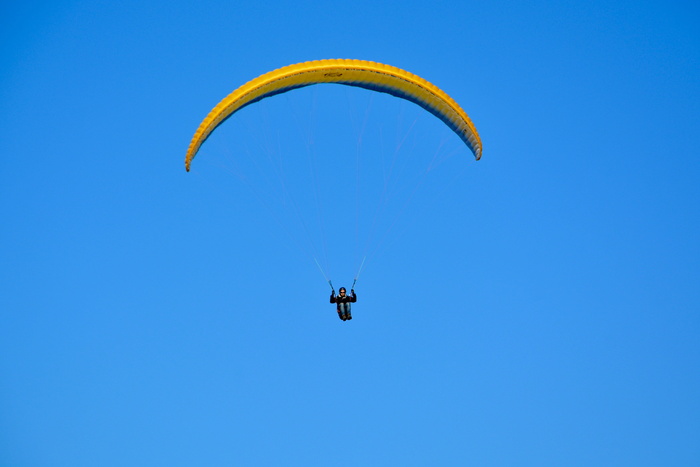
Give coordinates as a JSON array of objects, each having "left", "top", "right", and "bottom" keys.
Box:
[
  {"left": 330, "top": 287, "right": 357, "bottom": 321},
  {"left": 184, "top": 59, "right": 482, "bottom": 321},
  {"left": 184, "top": 59, "right": 482, "bottom": 172}
]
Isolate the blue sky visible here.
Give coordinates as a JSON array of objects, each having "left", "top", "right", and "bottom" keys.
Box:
[{"left": 1, "top": 0, "right": 699, "bottom": 465}]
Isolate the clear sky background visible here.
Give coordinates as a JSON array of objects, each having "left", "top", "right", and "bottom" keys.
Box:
[{"left": 2, "top": 1, "right": 699, "bottom": 465}]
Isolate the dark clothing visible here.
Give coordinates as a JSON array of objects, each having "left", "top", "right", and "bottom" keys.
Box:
[
  {"left": 330, "top": 290, "right": 357, "bottom": 309},
  {"left": 330, "top": 291, "right": 357, "bottom": 321}
]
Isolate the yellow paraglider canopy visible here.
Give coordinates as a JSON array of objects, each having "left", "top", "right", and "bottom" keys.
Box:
[{"left": 185, "top": 59, "right": 482, "bottom": 171}]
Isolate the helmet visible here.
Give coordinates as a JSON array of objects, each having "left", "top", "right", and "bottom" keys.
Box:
[{"left": 339, "top": 287, "right": 346, "bottom": 293}]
